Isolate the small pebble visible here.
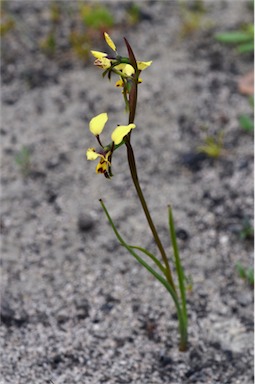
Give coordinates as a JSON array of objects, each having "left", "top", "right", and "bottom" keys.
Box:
[{"left": 77, "top": 213, "right": 95, "bottom": 232}]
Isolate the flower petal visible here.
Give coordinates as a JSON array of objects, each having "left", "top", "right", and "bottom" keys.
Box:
[
  {"left": 94, "top": 57, "right": 111, "bottom": 69},
  {"left": 91, "top": 50, "right": 108, "bottom": 59},
  {"left": 86, "top": 148, "right": 100, "bottom": 160},
  {"left": 115, "top": 63, "right": 135, "bottom": 76},
  {"left": 89, "top": 113, "right": 108, "bottom": 136},
  {"left": 115, "top": 79, "right": 124, "bottom": 87},
  {"left": 137, "top": 61, "right": 152, "bottom": 70},
  {"left": 111, "top": 124, "right": 136, "bottom": 145},
  {"left": 122, "top": 64, "right": 135, "bottom": 76},
  {"left": 104, "top": 32, "right": 116, "bottom": 52}
]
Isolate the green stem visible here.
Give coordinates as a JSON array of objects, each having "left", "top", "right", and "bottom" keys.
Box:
[
  {"left": 125, "top": 140, "right": 177, "bottom": 294},
  {"left": 126, "top": 245, "right": 167, "bottom": 275},
  {"left": 123, "top": 45, "right": 177, "bottom": 294},
  {"left": 168, "top": 206, "right": 187, "bottom": 327}
]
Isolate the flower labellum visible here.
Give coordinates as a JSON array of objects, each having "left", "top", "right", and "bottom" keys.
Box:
[{"left": 86, "top": 148, "right": 112, "bottom": 178}]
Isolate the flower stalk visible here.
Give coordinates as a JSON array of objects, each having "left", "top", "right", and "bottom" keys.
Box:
[
  {"left": 125, "top": 140, "right": 177, "bottom": 294},
  {"left": 87, "top": 32, "right": 188, "bottom": 351}
]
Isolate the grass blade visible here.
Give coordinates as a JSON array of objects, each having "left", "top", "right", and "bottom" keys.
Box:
[
  {"left": 100, "top": 199, "right": 188, "bottom": 350},
  {"left": 127, "top": 245, "right": 167, "bottom": 275},
  {"left": 168, "top": 206, "right": 187, "bottom": 325}
]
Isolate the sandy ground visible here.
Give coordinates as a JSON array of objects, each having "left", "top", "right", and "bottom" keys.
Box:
[{"left": 1, "top": 1, "right": 254, "bottom": 383}]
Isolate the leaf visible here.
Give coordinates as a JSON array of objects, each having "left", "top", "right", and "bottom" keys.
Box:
[
  {"left": 248, "top": 95, "right": 254, "bottom": 108},
  {"left": 127, "top": 245, "right": 166, "bottom": 275},
  {"left": 99, "top": 198, "right": 188, "bottom": 349},
  {"left": 99, "top": 199, "right": 179, "bottom": 303},
  {"left": 168, "top": 206, "right": 187, "bottom": 321},
  {"left": 215, "top": 31, "right": 252, "bottom": 44},
  {"left": 239, "top": 115, "right": 254, "bottom": 132},
  {"left": 237, "top": 41, "right": 254, "bottom": 53}
]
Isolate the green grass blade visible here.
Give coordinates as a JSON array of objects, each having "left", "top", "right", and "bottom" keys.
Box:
[
  {"left": 237, "top": 42, "right": 254, "bottom": 53},
  {"left": 100, "top": 200, "right": 177, "bottom": 305},
  {"left": 168, "top": 206, "right": 187, "bottom": 325},
  {"left": 127, "top": 245, "right": 167, "bottom": 275},
  {"left": 239, "top": 115, "right": 254, "bottom": 132},
  {"left": 100, "top": 198, "right": 188, "bottom": 350},
  {"left": 215, "top": 31, "right": 251, "bottom": 44}
]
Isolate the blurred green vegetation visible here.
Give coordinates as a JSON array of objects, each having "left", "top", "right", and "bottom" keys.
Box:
[
  {"left": 239, "top": 114, "right": 254, "bottom": 133},
  {"left": 40, "top": 32, "right": 57, "bottom": 56},
  {"left": 69, "top": 31, "right": 90, "bottom": 60},
  {"left": 126, "top": 3, "right": 141, "bottom": 26},
  {"left": 0, "top": 16, "right": 15, "bottom": 36},
  {"left": 215, "top": 0, "right": 253, "bottom": 54},
  {"left": 39, "top": 1, "right": 63, "bottom": 57},
  {"left": 178, "top": 0, "right": 213, "bottom": 38},
  {"left": 15, "top": 147, "right": 31, "bottom": 177},
  {"left": 39, "top": 2, "right": 141, "bottom": 62},
  {"left": 236, "top": 262, "right": 254, "bottom": 287},
  {"left": 39, "top": 2, "right": 115, "bottom": 60},
  {"left": 235, "top": 219, "right": 254, "bottom": 287},
  {"left": 197, "top": 132, "right": 224, "bottom": 159},
  {"left": 68, "top": 3, "right": 115, "bottom": 60},
  {"left": 80, "top": 3, "right": 114, "bottom": 29},
  {"left": 215, "top": 24, "right": 254, "bottom": 54},
  {"left": 0, "top": 2, "right": 15, "bottom": 37},
  {"left": 239, "top": 218, "right": 254, "bottom": 241},
  {"left": 1, "top": 0, "right": 142, "bottom": 68},
  {"left": 239, "top": 96, "right": 254, "bottom": 133}
]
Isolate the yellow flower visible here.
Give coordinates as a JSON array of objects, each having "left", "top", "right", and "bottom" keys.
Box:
[
  {"left": 115, "top": 63, "right": 135, "bottom": 77},
  {"left": 87, "top": 114, "right": 136, "bottom": 177},
  {"left": 115, "top": 78, "right": 142, "bottom": 89},
  {"left": 94, "top": 57, "right": 112, "bottom": 69},
  {"left": 111, "top": 124, "right": 136, "bottom": 145},
  {"left": 137, "top": 61, "right": 152, "bottom": 70},
  {"left": 86, "top": 147, "right": 101, "bottom": 160},
  {"left": 86, "top": 148, "right": 112, "bottom": 177},
  {"left": 96, "top": 156, "right": 110, "bottom": 175},
  {"left": 91, "top": 50, "right": 108, "bottom": 59},
  {"left": 89, "top": 113, "right": 108, "bottom": 136},
  {"left": 115, "top": 79, "right": 124, "bottom": 88},
  {"left": 91, "top": 34, "right": 152, "bottom": 85},
  {"left": 86, "top": 147, "right": 110, "bottom": 164},
  {"left": 114, "top": 62, "right": 152, "bottom": 80},
  {"left": 104, "top": 32, "right": 116, "bottom": 52}
]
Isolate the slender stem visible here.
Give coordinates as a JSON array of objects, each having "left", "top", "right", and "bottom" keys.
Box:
[
  {"left": 120, "top": 38, "right": 187, "bottom": 349},
  {"left": 123, "top": 52, "right": 177, "bottom": 293},
  {"left": 96, "top": 135, "right": 104, "bottom": 148},
  {"left": 127, "top": 245, "right": 167, "bottom": 275},
  {"left": 168, "top": 205, "right": 187, "bottom": 326},
  {"left": 125, "top": 140, "right": 177, "bottom": 293},
  {"left": 128, "top": 78, "right": 138, "bottom": 125}
]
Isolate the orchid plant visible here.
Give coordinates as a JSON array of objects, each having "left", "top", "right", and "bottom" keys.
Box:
[{"left": 86, "top": 33, "right": 188, "bottom": 351}]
